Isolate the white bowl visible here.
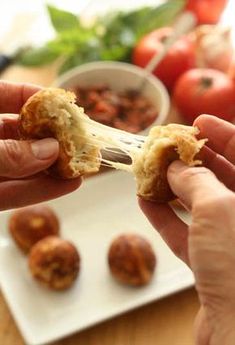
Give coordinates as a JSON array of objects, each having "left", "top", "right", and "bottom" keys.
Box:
[{"left": 54, "top": 61, "right": 170, "bottom": 134}]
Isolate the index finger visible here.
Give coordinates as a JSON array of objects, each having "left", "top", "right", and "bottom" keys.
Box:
[
  {"left": 0, "top": 81, "right": 40, "bottom": 114},
  {"left": 194, "top": 114, "right": 235, "bottom": 165}
]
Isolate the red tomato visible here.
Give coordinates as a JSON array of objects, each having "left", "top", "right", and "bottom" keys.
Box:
[
  {"left": 228, "top": 58, "right": 235, "bottom": 84},
  {"left": 173, "top": 68, "right": 235, "bottom": 124},
  {"left": 132, "top": 27, "right": 196, "bottom": 90},
  {"left": 185, "top": 0, "right": 228, "bottom": 24}
]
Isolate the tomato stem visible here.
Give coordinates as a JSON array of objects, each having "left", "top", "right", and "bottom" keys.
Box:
[
  {"left": 201, "top": 77, "right": 213, "bottom": 89},
  {"left": 160, "top": 35, "right": 170, "bottom": 44}
]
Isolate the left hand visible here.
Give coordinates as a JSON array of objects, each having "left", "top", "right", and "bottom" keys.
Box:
[{"left": 0, "top": 81, "right": 81, "bottom": 210}]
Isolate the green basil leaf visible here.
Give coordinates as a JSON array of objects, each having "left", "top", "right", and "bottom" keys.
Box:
[
  {"left": 16, "top": 1, "right": 185, "bottom": 69},
  {"left": 47, "top": 5, "right": 79, "bottom": 32},
  {"left": 135, "top": 1, "right": 186, "bottom": 38},
  {"left": 17, "top": 46, "right": 59, "bottom": 66},
  {"left": 100, "top": 45, "right": 132, "bottom": 62},
  {"left": 58, "top": 44, "right": 102, "bottom": 74},
  {"left": 48, "top": 28, "right": 98, "bottom": 52},
  {"left": 100, "top": 0, "right": 185, "bottom": 61}
]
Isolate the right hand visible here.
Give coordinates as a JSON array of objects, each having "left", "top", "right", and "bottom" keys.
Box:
[
  {"left": 139, "top": 115, "right": 235, "bottom": 345},
  {"left": 0, "top": 81, "right": 81, "bottom": 210}
]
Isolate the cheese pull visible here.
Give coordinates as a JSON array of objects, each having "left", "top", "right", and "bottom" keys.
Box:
[{"left": 19, "top": 88, "right": 206, "bottom": 202}]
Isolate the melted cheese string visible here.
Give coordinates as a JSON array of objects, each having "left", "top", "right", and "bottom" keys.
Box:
[{"left": 75, "top": 112, "right": 146, "bottom": 171}]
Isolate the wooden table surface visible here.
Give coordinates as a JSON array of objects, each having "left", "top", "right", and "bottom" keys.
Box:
[{"left": 0, "top": 64, "right": 199, "bottom": 345}]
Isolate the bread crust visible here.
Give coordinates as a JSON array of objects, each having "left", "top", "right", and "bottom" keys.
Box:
[
  {"left": 133, "top": 124, "right": 206, "bottom": 202},
  {"left": 9, "top": 205, "right": 60, "bottom": 253},
  {"left": 136, "top": 145, "right": 179, "bottom": 202},
  {"left": 29, "top": 236, "right": 80, "bottom": 290},
  {"left": 19, "top": 88, "right": 100, "bottom": 179},
  {"left": 108, "top": 234, "right": 156, "bottom": 286}
]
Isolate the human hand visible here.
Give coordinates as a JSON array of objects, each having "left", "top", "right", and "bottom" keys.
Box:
[
  {"left": 139, "top": 115, "right": 235, "bottom": 345},
  {"left": 0, "top": 81, "right": 81, "bottom": 210}
]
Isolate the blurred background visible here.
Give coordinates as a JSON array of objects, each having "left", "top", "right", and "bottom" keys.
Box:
[{"left": 1, "top": 0, "right": 235, "bottom": 127}]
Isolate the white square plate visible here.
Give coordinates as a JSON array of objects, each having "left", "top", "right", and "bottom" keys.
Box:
[{"left": 0, "top": 171, "right": 194, "bottom": 345}]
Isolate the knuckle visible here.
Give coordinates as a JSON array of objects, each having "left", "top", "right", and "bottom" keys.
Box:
[
  {"left": 180, "top": 166, "right": 210, "bottom": 181},
  {"left": 194, "top": 193, "right": 235, "bottom": 218},
  {"left": 0, "top": 140, "right": 24, "bottom": 175},
  {"left": 214, "top": 194, "right": 235, "bottom": 212},
  {"left": 3, "top": 140, "right": 22, "bottom": 163}
]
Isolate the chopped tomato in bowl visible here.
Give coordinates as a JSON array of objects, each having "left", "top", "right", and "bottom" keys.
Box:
[
  {"left": 54, "top": 61, "right": 170, "bottom": 135},
  {"left": 73, "top": 85, "right": 158, "bottom": 134}
]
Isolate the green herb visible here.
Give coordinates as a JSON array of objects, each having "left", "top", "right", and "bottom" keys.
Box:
[
  {"left": 18, "top": 46, "right": 60, "bottom": 66},
  {"left": 47, "top": 5, "right": 80, "bottom": 32},
  {"left": 17, "top": 1, "right": 185, "bottom": 73}
]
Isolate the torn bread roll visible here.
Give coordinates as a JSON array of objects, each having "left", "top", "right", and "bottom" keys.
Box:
[
  {"left": 132, "top": 125, "right": 205, "bottom": 202},
  {"left": 19, "top": 88, "right": 101, "bottom": 178},
  {"left": 19, "top": 88, "right": 206, "bottom": 202}
]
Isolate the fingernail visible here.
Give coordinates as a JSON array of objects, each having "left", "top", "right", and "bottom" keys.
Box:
[{"left": 31, "top": 138, "right": 59, "bottom": 160}]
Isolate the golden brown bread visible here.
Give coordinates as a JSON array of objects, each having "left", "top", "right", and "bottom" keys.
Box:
[
  {"left": 132, "top": 124, "right": 206, "bottom": 202},
  {"left": 19, "top": 88, "right": 206, "bottom": 203},
  {"left": 29, "top": 236, "right": 80, "bottom": 290},
  {"left": 9, "top": 205, "right": 60, "bottom": 253},
  {"left": 108, "top": 234, "right": 156, "bottom": 286},
  {"left": 19, "top": 88, "right": 101, "bottom": 179}
]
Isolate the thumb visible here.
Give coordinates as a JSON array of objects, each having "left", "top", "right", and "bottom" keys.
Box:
[
  {"left": 167, "top": 160, "right": 230, "bottom": 209},
  {"left": 0, "top": 138, "right": 59, "bottom": 178}
]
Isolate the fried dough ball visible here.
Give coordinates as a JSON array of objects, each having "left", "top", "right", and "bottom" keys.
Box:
[
  {"left": 9, "top": 205, "right": 59, "bottom": 253},
  {"left": 108, "top": 234, "right": 156, "bottom": 286},
  {"left": 29, "top": 236, "right": 80, "bottom": 290}
]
